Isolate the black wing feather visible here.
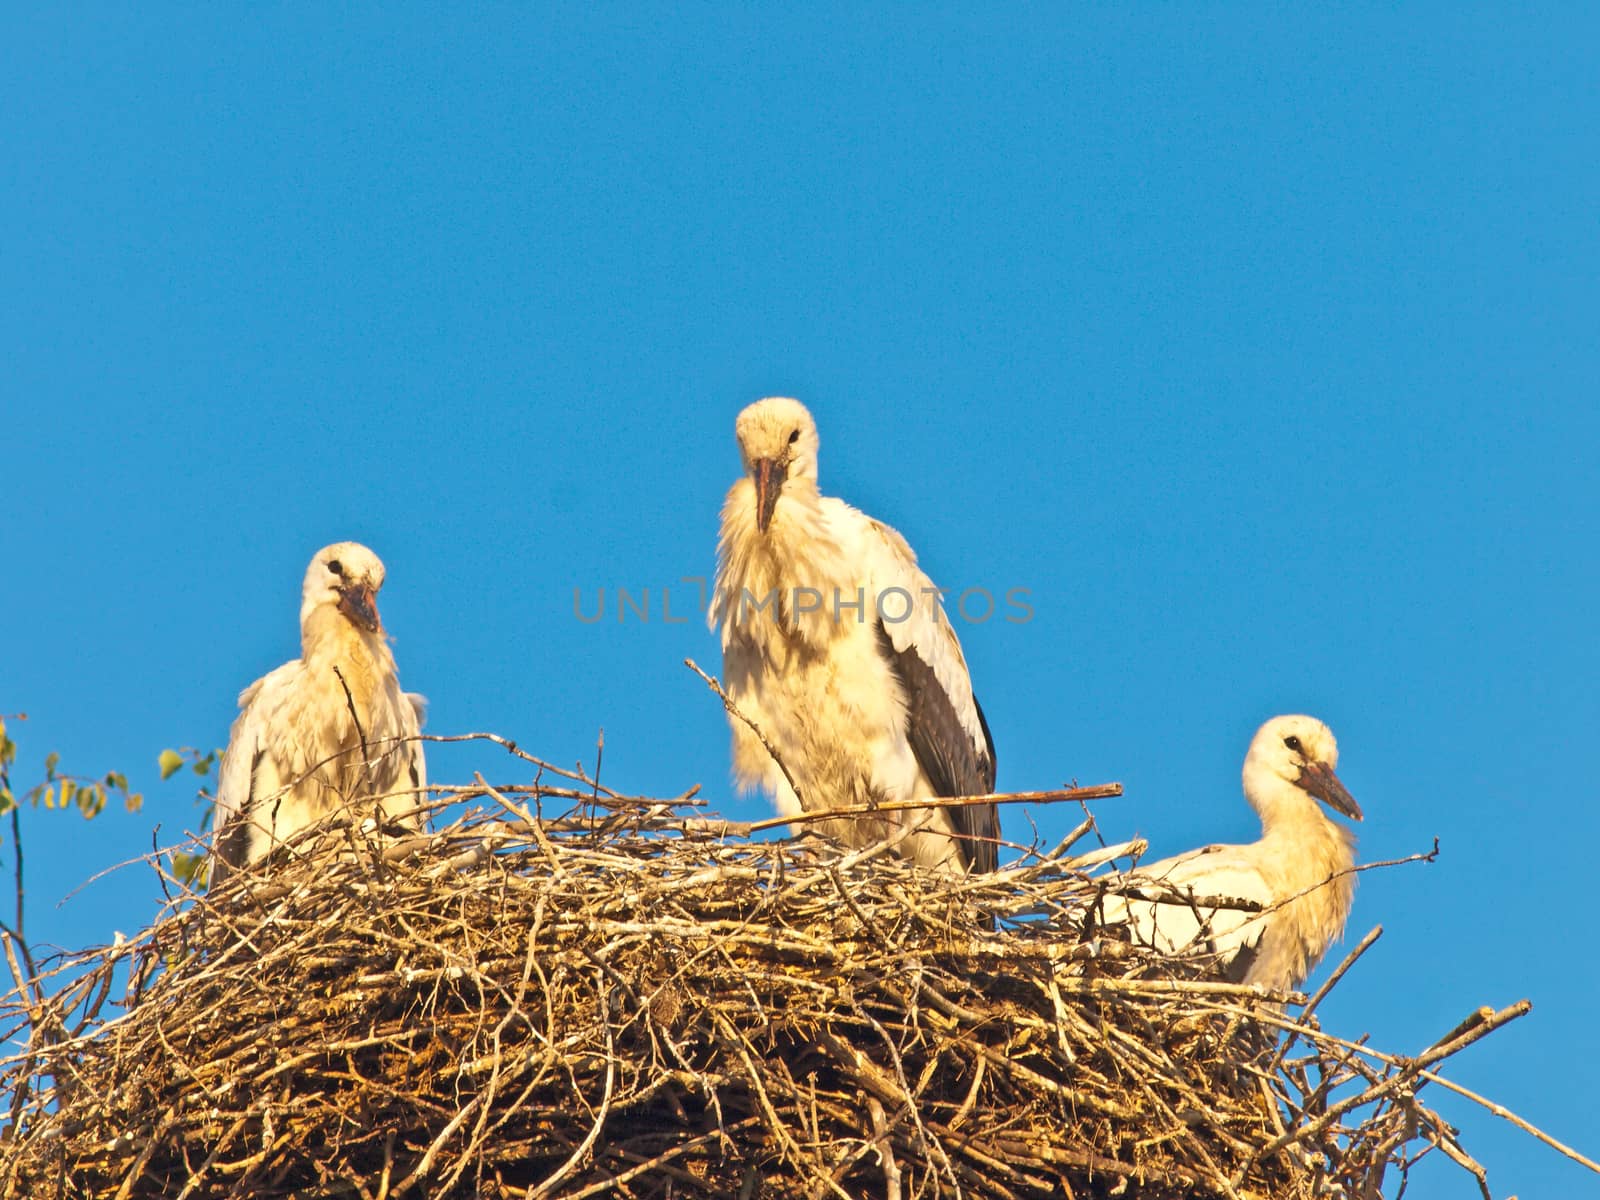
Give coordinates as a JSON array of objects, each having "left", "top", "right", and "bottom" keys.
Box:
[{"left": 875, "top": 623, "right": 999, "bottom": 872}]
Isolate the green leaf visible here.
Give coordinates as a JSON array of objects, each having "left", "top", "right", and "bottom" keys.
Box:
[
  {"left": 78, "top": 783, "right": 105, "bottom": 818},
  {"left": 158, "top": 749, "right": 184, "bottom": 780},
  {"left": 0, "top": 788, "right": 14, "bottom": 815},
  {"left": 43, "top": 751, "right": 60, "bottom": 779},
  {"left": 171, "top": 850, "right": 209, "bottom": 891}
]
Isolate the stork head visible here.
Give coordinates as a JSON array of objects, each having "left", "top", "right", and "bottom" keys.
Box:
[
  {"left": 1243, "top": 714, "right": 1363, "bottom": 822},
  {"left": 302, "top": 541, "right": 388, "bottom": 635},
  {"left": 734, "top": 397, "right": 820, "bottom": 533}
]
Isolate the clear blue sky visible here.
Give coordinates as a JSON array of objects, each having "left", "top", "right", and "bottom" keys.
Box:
[{"left": 4, "top": 8, "right": 1596, "bottom": 1193}]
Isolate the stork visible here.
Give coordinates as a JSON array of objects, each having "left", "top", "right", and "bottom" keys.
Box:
[
  {"left": 710, "top": 397, "right": 998, "bottom": 872},
  {"left": 1101, "top": 715, "right": 1362, "bottom": 990},
  {"left": 211, "top": 542, "right": 427, "bottom": 884}
]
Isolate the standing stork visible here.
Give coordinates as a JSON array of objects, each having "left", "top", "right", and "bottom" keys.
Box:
[
  {"left": 710, "top": 397, "right": 998, "bottom": 872},
  {"left": 1102, "top": 714, "right": 1363, "bottom": 990},
  {"left": 211, "top": 542, "right": 427, "bottom": 884}
]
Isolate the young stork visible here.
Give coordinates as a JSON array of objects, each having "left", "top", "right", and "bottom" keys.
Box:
[
  {"left": 211, "top": 542, "right": 427, "bottom": 884},
  {"left": 711, "top": 397, "right": 998, "bottom": 872},
  {"left": 1103, "top": 715, "right": 1363, "bottom": 990}
]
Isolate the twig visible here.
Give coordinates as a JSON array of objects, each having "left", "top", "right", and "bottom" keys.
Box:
[
  {"left": 1, "top": 808, "right": 40, "bottom": 998},
  {"left": 1266, "top": 924, "right": 1384, "bottom": 1076},
  {"left": 332, "top": 664, "right": 374, "bottom": 800},
  {"left": 9, "top": 807, "right": 24, "bottom": 953},
  {"left": 1239, "top": 1000, "right": 1533, "bottom": 1181},
  {"left": 1416, "top": 1064, "right": 1600, "bottom": 1177},
  {"left": 741, "top": 784, "right": 1123, "bottom": 836},
  {"left": 683, "top": 658, "right": 806, "bottom": 806},
  {"left": 420, "top": 732, "right": 624, "bottom": 797}
]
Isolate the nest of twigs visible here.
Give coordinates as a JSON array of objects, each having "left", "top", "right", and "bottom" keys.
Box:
[{"left": 0, "top": 759, "right": 1527, "bottom": 1199}]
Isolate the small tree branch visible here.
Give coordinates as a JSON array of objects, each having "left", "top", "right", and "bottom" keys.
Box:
[{"left": 684, "top": 658, "right": 806, "bottom": 808}]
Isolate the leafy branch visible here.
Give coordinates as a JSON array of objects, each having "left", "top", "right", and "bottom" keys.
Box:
[
  {"left": 0, "top": 714, "right": 144, "bottom": 826},
  {"left": 159, "top": 745, "right": 220, "bottom": 890}
]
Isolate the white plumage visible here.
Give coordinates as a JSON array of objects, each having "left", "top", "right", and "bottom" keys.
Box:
[
  {"left": 211, "top": 542, "right": 427, "bottom": 883},
  {"left": 711, "top": 397, "right": 998, "bottom": 872},
  {"left": 1103, "top": 715, "right": 1363, "bottom": 990}
]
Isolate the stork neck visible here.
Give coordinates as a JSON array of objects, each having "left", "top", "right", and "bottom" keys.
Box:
[
  {"left": 1245, "top": 770, "right": 1335, "bottom": 840},
  {"left": 731, "top": 478, "right": 827, "bottom": 569},
  {"left": 301, "top": 603, "right": 389, "bottom": 666},
  {"left": 771, "top": 473, "right": 821, "bottom": 514}
]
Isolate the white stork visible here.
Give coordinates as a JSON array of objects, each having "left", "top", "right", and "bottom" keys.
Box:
[
  {"left": 710, "top": 397, "right": 998, "bottom": 872},
  {"left": 211, "top": 542, "right": 427, "bottom": 884},
  {"left": 1102, "top": 715, "right": 1362, "bottom": 991}
]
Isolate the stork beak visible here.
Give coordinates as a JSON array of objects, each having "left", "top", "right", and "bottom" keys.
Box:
[
  {"left": 338, "top": 583, "right": 382, "bottom": 633},
  {"left": 1298, "top": 761, "right": 1363, "bottom": 821},
  {"left": 754, "top": 458, "right": 786, "bottom": 533}
]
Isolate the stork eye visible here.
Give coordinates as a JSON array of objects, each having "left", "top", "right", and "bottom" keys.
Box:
[
  {"left": 788, "top": 428, "right": 800, "bottom": 445},
  {"left": 327, "top": 559, "right": 344, "bottom": 576},
  {"left": 1283, "top": 735, "right": 1303, "bottom": 753}
]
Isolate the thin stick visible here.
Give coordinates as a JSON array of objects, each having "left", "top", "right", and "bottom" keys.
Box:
[
  {"left": 740, "top": 784, "right": 1124, "bottom": 836},
  {"left": 9, "top": 806, "right": 24, "bottom": 952},
  {"left": 1417, "top": 1065, "right": 1600, "bottom": 1177},
  {"left": 420, "top": 732, "right": 623, "bottom": 796},
  {"left": 1242, "top": 1000, "right": 1533, "bottom": 1174},
  {"left": 683, "top": 658, "right": 807, "bottom": 806},
  {"left": 331, "top": 665, "right": 372, "bottom": 777},
  {"left": 1267, "top": 925, "right": 1384, "bottom": 1076}
]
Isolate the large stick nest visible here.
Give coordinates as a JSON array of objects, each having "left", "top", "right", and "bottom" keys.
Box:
[{"left": 0, "top": 773, "right": 1516, "bottom": 1199}]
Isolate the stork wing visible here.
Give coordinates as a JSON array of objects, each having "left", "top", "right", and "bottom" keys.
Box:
[
  {"left": 405, "top": 692, "right": 429, "bottom": 730},
  {"left": 211, "top": 662, "right": 297, "bottom": 881},
  {"left": 396, "top": 691, "right": 429, "bottom": 823},
  {"left": 1107, "top": 845, "right": 1271, "bottom": 981},
  {"left": 856, "top": 513, "right": 998, "bottom": 872}
]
